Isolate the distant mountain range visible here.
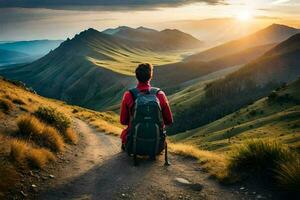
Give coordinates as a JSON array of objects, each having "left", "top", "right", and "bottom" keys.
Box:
[
  {"left": 0, "top": 40, "right": 63, "bottom": 66},
  {"left": 0, "top": 40, "right": 63, "bottom": 55},
  {"left": 158, "top": 18, "right": 272, "bottom": 46},
  {"left": 102, "top": 26, "right": 203, "bottom": 50},
  {"left": 0, "top": 27, "right": 202, "bottom": 110}
]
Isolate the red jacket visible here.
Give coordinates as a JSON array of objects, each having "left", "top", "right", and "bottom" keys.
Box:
[{"left": 120, "top": 81, "right": 173, "bottom": 144}]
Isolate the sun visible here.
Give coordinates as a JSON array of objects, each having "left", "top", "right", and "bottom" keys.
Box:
[{"left": 236, "top": 10, "right": 253, "bottom": 21}]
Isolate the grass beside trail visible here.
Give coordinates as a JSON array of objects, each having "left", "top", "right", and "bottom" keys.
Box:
[
  {"left": 74, "top": 108, "right": 123, "bottom": 136},
  {"left": 169, "top": 143, "right": 229, "bottom": 180},
  {"left": 170, "top": 139, "right": 300, "bottom": 195}
]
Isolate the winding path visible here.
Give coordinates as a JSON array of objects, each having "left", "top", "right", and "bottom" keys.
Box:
[{"left": 37, "top": 119, "right": 247, "bottom": 200}]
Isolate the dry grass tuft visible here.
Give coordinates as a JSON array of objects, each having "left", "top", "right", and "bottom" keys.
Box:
[
  {"left": 275, "top": 158, "right": 300, "bottom": 192},
  {"left": 17, "top": 115, "right": 64, "bottom": 152},
  {"left": 0, "top": 98, "right": 14, "bottom": 114},
  {"left": 17, "top": 114, "right": 44, "bottom": 137},
  {"left": 228, "top": 139, "right": 300, "bottom": 192},
  {"left": 72, "top": 108, "right": 79, "bottom": 113},
  {"left": 19, "top": 106, "right": 29, "bottom": 112},
  {"left": 3, "top": 94, "right": 12, "bottom": 100},
  {"left": 34, "top": 106, "right": 71, "bottom": 132},
  {"left": 229, "top": 140, "right": 293, "bottom": 173},
  {"left": 169, "top": 143, "right": 228, "bottom": 180},
  {"left": 12, "top": 98, "right": 26, "bottom": 105},
  {"left": 64, "top": 128, "right": 78, "bottom": 144},
  {"left": 26, "top": 147, "right": 56, "bottom": 168},
  {"left": 9, "top": 139, "right": 27, "bottom": 164},
  {"left": 9, "top": 139, "right": 55, "bottom": 169},
  {"left": 41, "top": 126, "right": 65, "bottom": 152}
]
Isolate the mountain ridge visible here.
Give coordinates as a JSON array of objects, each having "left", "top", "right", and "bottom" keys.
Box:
[
  {"left": 103, "top": 26, "right": 203, "bottom": 49},
  {"left": 185, "top": 24, "right": 299, "bottom": 62}
]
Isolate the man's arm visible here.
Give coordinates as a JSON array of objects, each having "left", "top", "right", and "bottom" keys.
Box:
[
  {"left": 158, "top": 91, "right": 173, "bottom": 125},
  {"left": 120, "top": 91, "right": 131, "bottom": 125}
]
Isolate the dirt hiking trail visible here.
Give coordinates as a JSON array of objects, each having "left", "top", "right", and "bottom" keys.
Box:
[{"left": 35, "top": 119, "right": 267, "bottom": 200}]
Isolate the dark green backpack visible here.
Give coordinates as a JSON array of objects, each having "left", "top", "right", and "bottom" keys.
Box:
[{"left": 125, "top": 87, "right": 166, "bottom": 164}]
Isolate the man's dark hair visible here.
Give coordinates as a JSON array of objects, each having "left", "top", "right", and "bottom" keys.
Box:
[{"left": 135, "top": 63, "right": 153, "bottom": 83}]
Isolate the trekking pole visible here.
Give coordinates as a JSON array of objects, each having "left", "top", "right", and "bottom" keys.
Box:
[{"left": 164, "top": 142, "right": 170, "bottom": 166}]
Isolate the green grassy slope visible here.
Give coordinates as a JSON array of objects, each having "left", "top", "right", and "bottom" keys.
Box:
[
  {"left": 79, "top": 28, "right": 197, "bottom": 75},
  {"left": 64, "top": 28, "right": 197, "bottom": 76},
  {"left": 169, "top": 33, "right": 300, "bottom": 134},
  {"left": 207, "top": 43, "right": 276, "bottom": 68},
  {"left": 171, "top": 77, "right": 300, "bottom": 153},
  {"left": 186, "top": 24, "right": 299, "bottom": 62},
  {"left": 169, "top": 65, "right": 242, "bottom": 109}
]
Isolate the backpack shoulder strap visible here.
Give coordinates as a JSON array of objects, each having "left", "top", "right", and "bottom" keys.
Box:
[
  {"left": 149, "top": 87, "right": 161, "bottom": 95},
  {"left": 129, "top": 88, "right": 140, "bottom": 101}
]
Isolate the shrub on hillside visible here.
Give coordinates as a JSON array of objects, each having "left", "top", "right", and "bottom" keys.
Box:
[
  {"left": 34, "top": 106, "right": 71, "bottom": 132},
  {"left": 17, "top": 115, "right": 43, "bottom": 137},
  {"left": 268, "top": 91, "right": 278, "bottom": 101},
  {"left": 0, "top": 98, "right": 14, "bottom": 114},
  {"left": 228, "top": 140, "right": 299, "bottom": 193},
  {"left": 9, "top": 139, "right": 55, "bottom": 169},
  {"left": 268, "top": 91, "right": 294, "bottom": 104},
  {"left": 229, "top": 140, "right": 293, "bottom": 175},
  {"left": 249, "top": 110, "right": 257, "bottom": 116},
  {"left": 17, "top": 115, "right": 64, "bottom": 152},
  {"left": 72, "top": 108, "right": 79, "bottom": 113},
  {"left": 275, "top": 158, "right": 300, "bottom": 193}
]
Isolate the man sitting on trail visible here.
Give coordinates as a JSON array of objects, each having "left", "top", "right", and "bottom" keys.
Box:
[{"left": 120, "top": 63, "right": 173, "bottom": 156}]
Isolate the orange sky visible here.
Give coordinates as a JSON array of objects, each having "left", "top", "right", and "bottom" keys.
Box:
[{"left": 0, "top": 0, "right": 299, "bottom": 41}]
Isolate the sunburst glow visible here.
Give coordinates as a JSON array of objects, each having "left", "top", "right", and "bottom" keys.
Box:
[{"left": 236, "top": 10, "right": 253, "bottom": 21}]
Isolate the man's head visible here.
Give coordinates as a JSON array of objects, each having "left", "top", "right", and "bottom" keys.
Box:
[{"left": 135, "top": 63, "right": 153, "bottom": 83}]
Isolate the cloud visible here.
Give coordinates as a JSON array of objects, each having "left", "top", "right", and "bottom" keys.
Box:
[
  {"left": 255, "top": 15, "right": 281, "bottom": 20},
  {"left": 0, "top": 0, "right": 225, "bottom": 10},
  {"left": 271, "top": 0, "right": 290, "bottom": 5}
]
